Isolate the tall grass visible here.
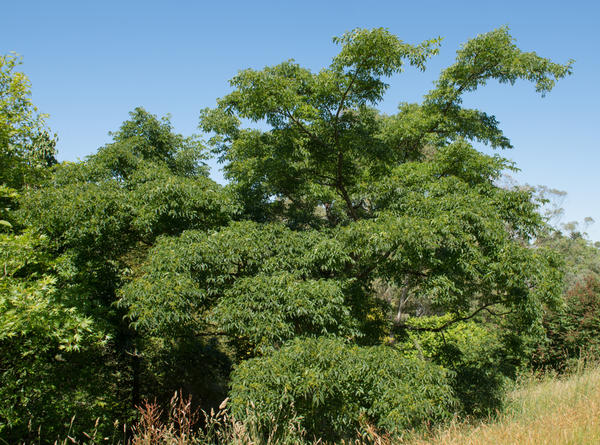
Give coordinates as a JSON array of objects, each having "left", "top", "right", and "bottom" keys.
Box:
[
  {"left": 130, "top": 392, "right": 308, "bottom": 445},
  {"left": 410, "top": 361, "right": 600, "bottom": 445}
]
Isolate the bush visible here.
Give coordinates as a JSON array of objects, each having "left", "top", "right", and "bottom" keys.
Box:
[
  {"left": 229, "top": 337, "right": 456, "bottom": 441},
  {"left": 0, "top": 277, "right": 119, "bottom": 442},
  {"left": 532, "top": 275, "right": 600, "bottom": 371},
  {"left": 401, "top": 319, "right": 517, "bottom": 416}
]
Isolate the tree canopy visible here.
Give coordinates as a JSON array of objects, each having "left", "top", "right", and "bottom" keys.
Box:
[
  {"left": 0, "top": 27, "right": 577, "bottom": 442},
  {"left": 0, "top": 53, "right": 57, "bottom": 190},
  {"left": 133, "top": 26, "right": 572, "bottom": 343}
]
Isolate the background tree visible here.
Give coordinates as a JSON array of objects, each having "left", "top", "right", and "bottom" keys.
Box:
[
  {"left": 530, "top": 209, "right": 600, "bottom": 371},
  {"left": 0, "top": 53, "right": 57, "bottom": 190},
  {"left": 4, "top": 108, "right": 235, "bottom": 441}
]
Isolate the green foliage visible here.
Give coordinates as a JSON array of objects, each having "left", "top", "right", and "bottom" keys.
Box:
[
  {"left": 0, "top": 231, "right": 114, "bottom": 441},
  {"left": 0, "top": 59, "right": 116, "bottom": 439},
  {"left": 128, "top": 163, "right": 233, "bottom": 239},
  {"left": 426, "top": 26, "right": 573, "bottom": 104},
  {"left": 399, "top": 318, "right": 520, "bottom": 416},
  {"left": 120, "top": 221, "right": 368, "bottom": 357},
  {"left": 344, "top": 142, "right": 563, "bottom": 331},
  {"left": 539, "top": 227, "right": 600, "bottom": 289},
  {"left": 0, "top": 53, "right": 57, "bottom": 189},
  {"left": 19, "top": 108, "right": 235, "bottom": 308},
  {"left": 201, "top": 27, "right": 571, "bottom": 226},
  {"left": 532, "top": 275, "right": 600, "bottom": 371},
  {"left": 1, "top": 27, "right": 575, "bottom": 441},
  {"left": 22, "top": 108, "right": 233, "bottom": 248},
  {"left": 229, "top": 337, "right": 457, "bottom": 441},
  {"left": 0, "top": 185, "right": 19, "bottom": 231},
  {"left": 193, "top": 27, "right": 568, "bottom": 339},
  {"left": 8, "top": 108, "right": 236, "bottom": 441},
  {"left": 530, "top": 225, "right": 600, "bottom": 371},
  {"left": 213, "top": 271, "right": 358, "bottom": 354},
  {"left": 121, "top": 27, "right": 570, "bottom": 438}
]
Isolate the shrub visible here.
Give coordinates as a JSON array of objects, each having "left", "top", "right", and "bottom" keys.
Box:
[
  {"left": 229, "top": 337, "right": 456, "bottom": 441},
  {"left": 532, "top": 275, "right": 600, "bottom": 371},
  {"left": 401, "top": 319, "right": 516, "bottom": 416}
]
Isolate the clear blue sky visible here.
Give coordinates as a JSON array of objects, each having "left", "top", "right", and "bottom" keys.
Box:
[{"left": 2, "top": 0, "right": 598, "bottom": 239}]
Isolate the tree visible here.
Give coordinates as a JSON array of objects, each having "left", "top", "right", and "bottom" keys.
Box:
[
  {"left": 530, "top": 210, "right": 600, "bottom": 371},
  {"left": 0, "top": 230, "right": 111, "bottom": 441},
  {"left": 119, "top": 27, "right": 571, "bottom": 436},
  {"left": 0, "top": 54, "right": 95, "bottom": 441},
  {"left": 0, "top": 53, "right": 57, "bottom": 190},
  {"left": 8, "top": 108, "right": 235, "bottom": 441},
  {"left": 0, "top": 53, "right": 57, "bottom": 233}
]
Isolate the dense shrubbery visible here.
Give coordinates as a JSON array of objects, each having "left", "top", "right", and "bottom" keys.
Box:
[
  {"left": 399, "top": 318, "right": 521, "bottom": 416},
  {"left": 230, "top": 337, "right": 456, "bottom": 441},
  {"left": 533, "top": 275, "right": 600, "bottom": 371}
]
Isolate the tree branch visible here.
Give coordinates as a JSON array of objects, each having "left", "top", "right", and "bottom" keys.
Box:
[
  {"left": 393, "top": 300, "right": 508, "bottom": 333},
  {"left": 411, "top": 57, "right": 496, "bottom": 153},
  {"left": 336, "top": 159, "right": 358, "bottom": 221},
  {"left": 334, "top": 70, "right": 359, "bottom": 123},
  {"left": 281, "top": 108, "right": 329, "bottom": 149},
  {"left": 332, "top": 68, "right": 363, "bottom": 221}
]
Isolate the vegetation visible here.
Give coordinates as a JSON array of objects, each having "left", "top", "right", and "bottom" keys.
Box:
[
  {"left": 229, "top": 337, "right": 456, "bottom": 440},
  {"left": 531, "top": 227, "right": 600, "bottom": 372},
  {"left": 2, "top": 25, "right": 599, "bottom": 444},
  {"left": 81, "top": 360, "right": 600, "bottom": 444},
  {"left": 411, "top": 359, "right": 600, "bottom": 445}
]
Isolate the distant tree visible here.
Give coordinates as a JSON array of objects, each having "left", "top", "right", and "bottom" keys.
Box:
[
  {"left": 532, "top": 274, "right": 600, "bottom": 371},
  {"left": 531, "top": 211, "right": 600, "bottom": 371}
]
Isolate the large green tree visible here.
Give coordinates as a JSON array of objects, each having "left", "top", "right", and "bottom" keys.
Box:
[
  {"left": 2, "top": 27, "right": 573, "bottom": 442},
  {"left": 119, "top": 27, "right": 571, "bottom": 439},
  {"left": 6, "top": 108, "right": 235, "bottom": 441}
]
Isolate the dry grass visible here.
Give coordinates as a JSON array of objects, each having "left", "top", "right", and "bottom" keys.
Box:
[{"left": 409, "top": 363, "right": 600, "bottom": 445}]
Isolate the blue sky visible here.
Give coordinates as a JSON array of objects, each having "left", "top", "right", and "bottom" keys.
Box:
[{"left": 2, "top": 0, "right": 598, "bottom": 239}]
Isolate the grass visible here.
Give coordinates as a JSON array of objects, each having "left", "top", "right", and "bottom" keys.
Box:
[{"left": 409, "top": 362, "right": 600, "bottom": 445}]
